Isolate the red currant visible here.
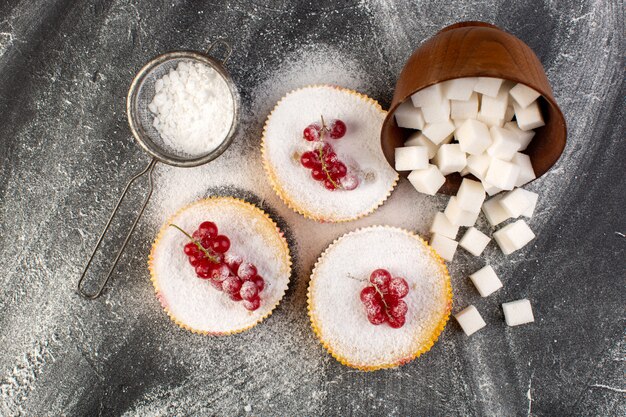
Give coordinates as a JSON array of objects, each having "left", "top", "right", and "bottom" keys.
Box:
[
  {"left": 303, "top": 123, "right": 321, "bottom": 141},
  {"left": 387, "top": 314, "right": 406, "bottom": 329},
  {"left": 329, "top": 119, "right": 346, "bottom": 139},
  {"left": 384, "top": 293, "right": 400, "bottom": 308},
  {"left": 323, "top": 179, "right": 337, "bottom": 190},
  {"left": 323, "top": 152, "right": 338, "bottom": 165},
  {"left": 224, "top": 253, "right": 242, "bottom": 274},
  {"left": 329, "top": 162, "right": 347, "bottom": 180},
  {"left": 195, "top": 263, "right": 212, "bottom": 279},
  {"left": 300, "top": 151, "right": 319, "bottom": 168},
  {"left": 367, "top": 311, "right": 386, "bottom": 325},
  {"left": 252, "top": 275, "right": 265, "bottom": 292},
  {"left": 209, "top": 279, "right": 224, "bottom": 291},
  {"left": 222, "top": 275, "right": 242, "bottom": 295},
  {"left": 340, "top": 174, "right": 359, "bottom": 191},
  {"left": 388, "top": 277, "right": 409, "bottom": 298},
  {"left": 239, "top": 281, "right": 259, "bottom": 301},
  {"left": 360, "top": 286, "right": 377, "bottom": 303},
  {"left": 211, "top": 235, "right": 230, "bottom": 254},
  {"left": 229, "top": 292, "right": 243, "bottom": 302},
  {"left": 210, "top": 264, "right": 231, "bottom": 282},
  {"left": 321, "top": 142, "right": 334, "bottom": 155},
  {"left": 184, "top": 242, "right": 199, "bottom": 256},
  {"left": 243, "top": 296, "right": 261, "bottom": 311},
  {"left": 389, "top": 299, "right": 408, "bottom": 318},
  {"left": 370, "top": 269, "right": 391, "bottom": 292},
  {"left": 237, "top": 263, "right": 257, "bottom": 280},
  {"left": 311, "top": 168, "right": 326, "bottom": 181},
  {"left": 198, "top": 221, "right": 218, "bottom": 238},
  {"left": 188, "top": 254, "right": 205, "bottom": 267}
]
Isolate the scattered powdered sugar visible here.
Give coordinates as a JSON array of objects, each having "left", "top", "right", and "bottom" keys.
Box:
[
  {"left": 309, "top": 226, "right": 449, "bottom": 366},
  {"left": 263, "top": 86, "right": 398, "bottom": 220},
  {"left": 152, "top": 199, "right": 290, "bottom": 333},
  {"left": 149, "top": 61, "right": 234, "bottom": 156}
]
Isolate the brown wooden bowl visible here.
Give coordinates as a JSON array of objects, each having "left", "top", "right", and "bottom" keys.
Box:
[{"left": 381, "top": 21, "right": 567, "bottom": 195}]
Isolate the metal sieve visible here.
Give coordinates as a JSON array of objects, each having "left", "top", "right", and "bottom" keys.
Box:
[{"left": 78, "top": 40, "right": 239, "bottom": 299}]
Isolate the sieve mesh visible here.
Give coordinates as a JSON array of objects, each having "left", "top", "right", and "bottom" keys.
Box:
[{"left": 127, "top": 51, "right": 239, "bottom": 167}]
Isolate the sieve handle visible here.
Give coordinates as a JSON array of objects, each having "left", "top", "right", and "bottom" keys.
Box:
[
  {"left": 77, "top": 158, "right": 157, "bottom": 299},
  {"left": 207, "top": 39, "right": 232, "bottom": 64}
]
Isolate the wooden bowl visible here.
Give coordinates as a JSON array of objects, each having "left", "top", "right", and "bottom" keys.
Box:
[{"left": 380, "top": 21, "right": 567, "bottom": 194}]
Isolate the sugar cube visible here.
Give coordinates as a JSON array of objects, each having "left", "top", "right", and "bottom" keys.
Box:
[
  {"left": 459, "top": 227, "right": 491, "bottom": 256},
  {"left": 466, "top": 154, "right": 491, "bottom": 180},
  {"left": 469, "top": 265, "right": 502, "bottom": 297},
  {"left": 422, "top": 99, "right": 451, "bottom": 124},
  {"left": 395, "top": 146, "right": 429, "bottom": 171},
  {"left": 456, "top": 178, "right": 486, "bottom": 213},
  {"left": 481, "top": 194, "right": 511, "bottom": 226},
  {"left": 443, "top": 77, "right": 478, "bottom": 101},
  {"left": 504, "top": 121, "right": 535, "bottom": 150},
  {"left": 504, "top": 104, "right": 515, "bottom": 122},
  {"left": 430, "top": 212, "right": 459, "bottom": 239},
  {"left": 429, "top": 233, "right": 458, "bottom": 262},
  {"left": 411, "top": 83, "right": 444, "bottom": 107},
  {"left": 408, "top": 164, "right": 445, "bottom": 196},
  {"left": 487, "top": 126, "right": 521, "bottom": 161},
  {"left": 474, "top": 77, "right": 504, "bottom": 97},
  {"left": 480, "top": 88, "right": 509, "bottom": 122},
  {"left": 500, "top": 188, "right": 536, "bottom": 218},
  {"left": 511, "top": 153, "right": 536, "bottom": 187},
  {"left": 502, "top": 299, "right": 535, "bottom": 326},
  {"left": 522, "top": 191, "right": 538, "bottom": 218},
  {"left": 450, "top": 92, "right": 479, "bottom": 120},
  {"left": 422, "top": 120, "right": 456, "bottom": 145},
  {"left": 509, "top": 83, "right": 541, "bottom": 108},
  {"left": 514, "top": 101, "right": 545, "bottom": 131},
  {"left": 477, "top": 112, "right": 504, "bottom": 128},
  {"left": 394, "top": 101, "right": 425, "bottom": 130},
  {"left": 453, "top": 119, "right": 466, "bottom": 129},
  {"left": 434, "top": 144, "right": 467, "bottom": 175},
  {"left": 485, "top": 158, "right": 520, "bottom": 190},
  {"left": 455, "top": 119, "right": 492, "bottom": 155},
  {"left": 493, "top": 219, "right": 535, "bottom": 255},
  {"left": 445, "top": 196, "right": 480, "bottom": 227},
  {"left": 483, "top": 182, "right": 503, "bottom": 196},
  {"left": 405, "top": 132, "right": 439, "bottom": 159},
  {"left": 455, "top": 305, "right": 486, "bottom": 336}
]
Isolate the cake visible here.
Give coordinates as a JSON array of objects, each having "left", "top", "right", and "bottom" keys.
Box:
[
  {"left": 307, "top": 226, "right": 452, "bottom": 370},
  {"left": 149, "top": 197, "right": 291, "bottom": 335},
  {"left": 262, "top": 85, "right": 398, "bottom": 222}
]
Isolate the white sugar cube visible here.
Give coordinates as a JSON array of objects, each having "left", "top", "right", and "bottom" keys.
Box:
[
  {"left": 450, "top": 92, "right": 479, "bottom": 120},
  {"left": 477, "top": 113, "right": 504, "bottom": 128},
  {"left": 514, "top": 101, "right": 545, "bottom": 131},
  {"left": 422, "top": 99, "right": 451, "bottom": 124},
  {"left": 453, "top": 118, "right": 466, "bottom": 129},
  {"left": 459, "top": 227, "right": 491, "bottom": 256},
  {"left": 502, "top": 299, "right": 535, "bottom": 326},
  {"left": 456, "top": 178, "right": 486, "bottom": 213},
  {"left": 445, "top": 196, "right": 480, "bottom": 227},
  {"left": 411, "top": 83, "right": 444, "bottom": 107},
  {"left": 404, "top": 132, "right": 439, "bottom": 159},
  {"left": 487, "top": 126, "right": 521, "bottom": 161},
  {"left": 395, "top": 146, "right": 429, "bottom": 171},
  {"left": 422, "top": 120, "right": 456, "bottom": 145},
  {"left": 408, "top": 164, "right": 445, "bottom": 196},
  {"left": 429, "top": 233, "right": 458, "bottom": 262},
  {"left": 430, "top": 212, "right": 459, "bottom": 239},
  {"left": 493, "top": 219, "right": 535, "bottom": 255},
  {"left": 509, "top": 83, "right": 541, "bottom": 108},
  {"left": 455, "top": 119, "right": 492, "bottom": 155},
  {"left": 443, "top": 77, "right": 478, "bottom": 101},
  {"left": 474, "top": 77, "right": 504, "bottom": 97},
  {"left": 466, "top": 154, "right": 491, "bottom": 180},
  {"left": 485, "top": 158, "right": 520, "bottom": 191},
  {"left": 504, "top": 121, "right": 535, "bottom": 151},
  {"left": 500, "top": 188, "right": 537, "bottom": 218},
  {"left": 483, "top": 182, "right": 503, "bottom": 196},
  {"left": 481, "top": 194, "right": 511, "bottom": 226},
  {"left": 522, "top": 191, "right": 538, "bottom": 218},
  {"left": 455, "top": 305, "right": 486, "bottom": 336},
  {"left": 480, "top": 88, "right": 509, "bottom": 122},
  {"left": 434, "top": 144, "right": 467, "bottom": 175},
  {"left": 469, "top": 265, "right": 502, "bottom": 297},
  {"left": 394, "top": 101, "right": 426, "bottom": 130},
  {"left": 504, "top": 104, "right": 515, "bottom": 122}
]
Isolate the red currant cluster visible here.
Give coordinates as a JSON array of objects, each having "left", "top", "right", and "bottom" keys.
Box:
[
  {"left": 359, "top": 269, "right": 409, "bottom": 328},
  {"left": 176, "top": 221, "right": 265, "bottom": 311},
  {"left": 300, "top": 117, "right": 359, "bottom": 191}
]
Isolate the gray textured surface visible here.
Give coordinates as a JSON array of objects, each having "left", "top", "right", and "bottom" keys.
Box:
[{"left": 0, "top": 1, "right": 624, "bottom": 416}]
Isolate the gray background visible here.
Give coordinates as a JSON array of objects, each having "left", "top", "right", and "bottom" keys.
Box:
[{"left": 0, "top": 0, "right": 624, "bottom": 415}]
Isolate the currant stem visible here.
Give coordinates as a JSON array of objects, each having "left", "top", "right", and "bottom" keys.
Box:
[
  {"left": 169, "top": 223, "right": 219, "bottom": 264},
  {"left": 317, "top": 115, "right": 342, "bottom": 189}
]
